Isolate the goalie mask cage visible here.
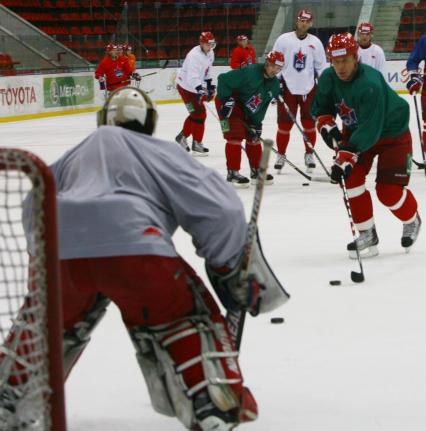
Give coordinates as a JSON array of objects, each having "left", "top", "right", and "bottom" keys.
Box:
[{"left": 0, "top": 149, "right": 66, "bottom": 430}]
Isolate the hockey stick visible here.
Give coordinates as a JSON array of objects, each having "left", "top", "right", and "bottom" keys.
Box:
[
  {"left": 340, "top": 176, "right": 365, "bottom": 283},
  {"left": 270, "top": 146, "right": 335, "bottom": 183},
  {"left": 226, "top": 139, "right": 273, "bottom": 349},
  {"left": 413, "top": 158, "right": 426, "bottom": 169},
  {"left": 277, "top": 95, "right": 332, "bottom": 177},
  {"left": 412, "top": 94, "right": 426, "bottom": 177},
  {"left": 140, "top": 60, "right": 170, "bottom": 78}
]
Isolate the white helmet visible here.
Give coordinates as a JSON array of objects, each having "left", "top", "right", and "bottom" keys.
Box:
[{"left": 97, "top": 87, "right": 158, "bottom": 135}]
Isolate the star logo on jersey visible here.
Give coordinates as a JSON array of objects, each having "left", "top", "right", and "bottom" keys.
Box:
[
  {"left": 335, "top": 99, "right": 357, "bottom": 128},
  {"left": 246, "top": 94, "right": 262, "bottom": 113},
  {"left": 293, "top": 49, "right": 306, "bottom": 72}
]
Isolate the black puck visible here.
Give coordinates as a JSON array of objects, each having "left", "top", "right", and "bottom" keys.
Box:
[
  {"left": 329, "top": 280, "right": 342, "bottom": 286},
  {"left": 302, "top": 182, "right": 310, "bottom": 186},
  {"left": 270, "top": 317, "right": 285, "bottom": 324}
]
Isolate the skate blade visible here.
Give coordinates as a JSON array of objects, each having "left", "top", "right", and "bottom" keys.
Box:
[
  {"left": 348, "top": 245, "right": 379, "bottom": 260},
  {"left": 192, "top": 152, "right": 209, "bottom": 157},
  {"left": 232, "top": 182, "right": 250, "bottom": 189},
  {"left": 250, "top": 178, "right": 274, "bottom": 185},
  {"left": 306, "top": 166, "right": 315, "bottom": 174}
]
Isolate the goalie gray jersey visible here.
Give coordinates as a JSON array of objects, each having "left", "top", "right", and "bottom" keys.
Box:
[{"left": 49, "top": 126, "right": 247, "bottom": 268}]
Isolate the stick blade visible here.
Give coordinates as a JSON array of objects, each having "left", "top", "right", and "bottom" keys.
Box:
[{"left": 351, "top": 271, "right": 365, "bottom": 283}]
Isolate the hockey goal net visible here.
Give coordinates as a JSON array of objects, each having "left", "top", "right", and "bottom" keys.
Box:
[{"left": 0, "top": 149, "right": 66, "bottom": 430}]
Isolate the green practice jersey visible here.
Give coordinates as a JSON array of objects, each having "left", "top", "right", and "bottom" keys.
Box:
[
  {"left": 217, "top": 63, "right": 281, "bottom": 125},
  {"left": 311, "top": 63, "right": 409, "bottom": 153}
]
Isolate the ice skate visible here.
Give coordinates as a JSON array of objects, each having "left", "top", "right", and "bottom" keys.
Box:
[
  {"left": 192, "top": 140, "right": 209, "bottom": 157},
  {"left": 347, "top": 225, "right": 379, "bottom": 259},
  {"left": 304, "top": 152, "right": 316, "bottom": 173},
  {"left": 401, "top": 213, "right": 421, "bottom": 252},
  {"left": 226, "top": 170, "right": 249, "bottom": 188},
  {"left": 195, "top": 391, "right": 236, "bottom": 431},
  {"left": 274, "top": 153, "right": 286, "bottom": 173},
  {"left": 250, "top": 167, "right": 274, "bottom": 185},
  {"left": 175, "top": 131, "right": 190, "bottom": 152}
]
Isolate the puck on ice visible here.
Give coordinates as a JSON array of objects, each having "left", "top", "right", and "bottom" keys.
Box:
[
  {"left": 329, "top": 280, "right": 342, "bottom": 286},
  {"left": 270, "top": 317, "right": 285, "bottom": 324},
  {"left": 302, "top": 182, "right": 310, "bottom": 186}
]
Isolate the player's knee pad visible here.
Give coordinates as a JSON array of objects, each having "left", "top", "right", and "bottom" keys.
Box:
[
  {"left": 277, "top": 122, "right": 293, "bottom": 133},
  {"left": 376, "top": 183, "right": 404, "bottom": 207},
  {"left": 300, "top": 118, "right": 315, "bottom": 130},
  {"left": 63, "top": 293, "right": 110, "bottom": 377},
  {"left": 128, "top": 313, "right": 249, "bottom": 430},
  {"left": 190, "top": 113, "right": 207, "bottom": 124}
]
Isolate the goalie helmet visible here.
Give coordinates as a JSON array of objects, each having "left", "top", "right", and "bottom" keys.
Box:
[
  {"left": 265, "top": 50, "right": 284, "bottom": 67},
  {"left": 97, "top": 87, "right": 158, "bottom": 135},
  {"left": 358, "top": 22, "right": 374, "bottom": 34},
  {"left": 326, "top": 32, "right": 358, "bottom": 60}
]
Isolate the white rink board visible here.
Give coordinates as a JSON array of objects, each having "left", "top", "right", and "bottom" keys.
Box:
[{"left": 0, "top": 60, "right": 418, "bottom": 120}]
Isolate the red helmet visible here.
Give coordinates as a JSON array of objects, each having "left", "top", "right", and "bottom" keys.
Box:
[
  {"left": 236, "top": 34, "right": 248, "bottom": 41},
  {"left": 199, "top": 31, "right": 216, "bottom": 45},
  {"left": 358, "top": 22, "right": 374, "bottom": 34},
  {"left": 297, "top": 9, "right": 313, "bottom": 21},
  {"left": 326, "top": 32, "right": 358, "bottom": 60},
  {"left": 106, "top": 43, "right": 118, "bottom": 52},
  {"left": 265, "top": 50, "right": 284, "bottom": 67}
]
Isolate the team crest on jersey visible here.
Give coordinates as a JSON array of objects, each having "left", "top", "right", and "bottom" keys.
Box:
[
  {"left": 335, "top": 99, "right": 357, "bottom": 127},
  {"left": 293, "top": 49, "right": 306, "bottom": 72},
  {"left": 246, "top": 94, "right": 262, "bottom": 113},
  {"left": 114, "top": 68, "right": 124, "bottom": 78}
]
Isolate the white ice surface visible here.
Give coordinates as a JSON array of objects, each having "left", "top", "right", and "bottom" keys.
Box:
[{"left": 1, "top": 96, "right": 426, "bottom": 431}]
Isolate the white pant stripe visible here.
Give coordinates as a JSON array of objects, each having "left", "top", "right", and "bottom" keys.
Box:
[
  {"left": 347, "top": 184, "right": 366, "bottom": 199},
  {"left": 388, "top": 188, "right": 407, "bottom": 211}
]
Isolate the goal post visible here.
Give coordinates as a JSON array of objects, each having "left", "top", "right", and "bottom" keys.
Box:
[{"left": 0, "top": 148, "right": 66, "bottom": 430}]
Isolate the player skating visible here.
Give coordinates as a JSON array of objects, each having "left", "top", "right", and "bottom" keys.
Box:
[
  {"left": 175, "top": 32, "right": 216, "bottom": 156},
  {"left": 272, "top": 9, "right": 327, "bottom": 173},
  {"left": 406, "top": 34, "right": 426, "bottom": 156},
  {"left": 312, "top": 32, "right": 421, "bottom": 258},
  {"left": 1, "top": 87, "right": 288, "bottom": 431},
  {"left": 215, "top": 51, "right": 284, "bottom": 187},
  {"left": 230, "top": 35, "right": 256, "bottom": 69},
  {"left": 356, "top": 23, "right": 386, "bottom": 75}
]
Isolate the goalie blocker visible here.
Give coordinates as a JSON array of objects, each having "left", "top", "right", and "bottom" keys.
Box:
[{"left": 206, "top": 232, "right": 289, "bottom": 316}]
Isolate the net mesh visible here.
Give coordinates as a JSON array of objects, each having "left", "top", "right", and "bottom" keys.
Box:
[{"left": 0, "top": 150, "right": 51, "bottom": 430}]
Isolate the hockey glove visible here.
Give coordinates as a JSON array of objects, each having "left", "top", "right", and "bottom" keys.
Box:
[
  {"left": 205, "top": 79, "right": 216, "bottom": 102},
  {"left": 219, "top": 97, "right": 235, "bottom": 119},
  {"left": 99, "top": 76, "right": 106, "bottom": 90},
  {"left": 248, "top": 123, "right": 262, "bottom": 142},
  {"left": 406, "top": 73, "right": 423, "bottom": 95},
  {"left": 331, "top": 150, "right": 358, "bottom": 182},
  {"left": 317, "top": 115, "right": 342, "bottom": 150},
  {"left": 195, "top": 85, "right": 207, "bottom": 103},
  {"left": 132, "top": 72, "right": 141, "bottom": 81},
  {"left": 205, "top": 264, "right": 262, "bottom": 316}
]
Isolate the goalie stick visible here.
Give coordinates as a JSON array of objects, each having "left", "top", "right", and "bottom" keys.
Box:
[{"left": 226, "top": 139, "right": 273, "bottom": 349}]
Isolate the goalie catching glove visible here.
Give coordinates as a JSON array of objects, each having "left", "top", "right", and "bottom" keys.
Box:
[
  {"left": 317, "top": 115, "right": 342, "bottom": 150},
  {"left": 206, "top": 232, "right": 290, "bottom": 316}
]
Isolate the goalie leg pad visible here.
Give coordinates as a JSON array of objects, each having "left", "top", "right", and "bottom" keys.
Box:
[
  {"left": 63, "top": 293, "right": 110, "bottom": 377},
  {"left": 128, "top": 312, "right": 255, "bottom": 430}
]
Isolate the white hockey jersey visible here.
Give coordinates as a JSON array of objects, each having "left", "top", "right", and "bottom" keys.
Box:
[
  {"left": 272, "top": 31, "right": 327, "bottom": 95},
  {"left": 358, "top": 43, "right": 386, "bottom": 75},
  {"left": 32, "top": 126, "right": 246, "bottom": 268},
  {"left": 176, "top": 45, "right": 214, "bottom": 93}
]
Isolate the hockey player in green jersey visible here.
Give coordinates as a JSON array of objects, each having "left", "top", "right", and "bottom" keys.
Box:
[
  {"left": 312, "top": 32, "right": 421, "bottom": 257},
  {"left": 215, "top": 51, "right": 284, "bottom": 187}
]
